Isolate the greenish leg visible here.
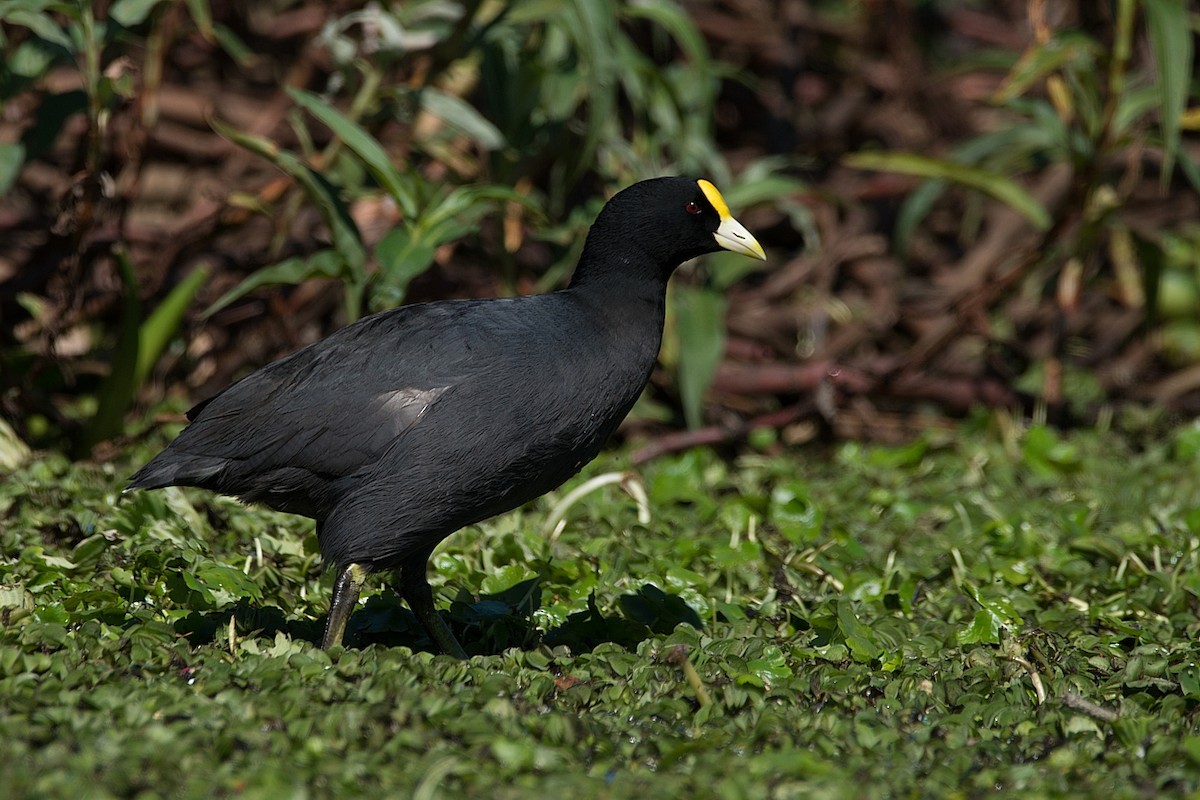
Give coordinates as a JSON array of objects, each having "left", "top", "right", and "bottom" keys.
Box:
[
  {"left": 322, "top": 562, "right": 368, "bottom": 650},
  {"left": 399, "top": 557, "right": 468, "bottom": 659}
]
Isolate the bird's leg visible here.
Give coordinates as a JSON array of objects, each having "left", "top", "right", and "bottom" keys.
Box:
[
  {"left": 322, "top": 562, "right": 368, "bottom": 649},
  {"left": 398, "top": 558, "right": 468, "bottom": 659}
]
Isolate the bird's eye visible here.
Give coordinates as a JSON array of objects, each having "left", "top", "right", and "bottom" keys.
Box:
[{"left": 685, "top": 201, "right": 701, "bottom": 215}]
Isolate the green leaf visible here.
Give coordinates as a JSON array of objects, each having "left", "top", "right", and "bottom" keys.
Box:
[
  {"left": 417, "top": 88, "right": 507, "bottom": 150},
  {"left": 0, "top": 416, "right": 31, "bottom": 470},
  {"left": 1113, "top": 716, "right": 1150, "bottom": 748},
  {"left": 958, "top": 608, "right": 1001, "bottom": 645},
  {"left": 1022, "top": 424, "right": 1082, "bottom": 478},
  {"left": 972, "top": 591, "right": 1023, "bottom": 628},
  {"left": 1143, "top": 0, "right": 1192, "bottom": 184},
  {"left": 479, "top": 573, "right": 541, "bottom": 617},
  {"left": 205, "top": 250, "right": 345, "bottom": 318},
  {"left": 837, "top": 600, "right": 883, "bottom": 662},
  {"left": 372, "top": 185, "right": 541, "bottom": 310},
  {"left": 414, "top": 191, "right": 491, "bottom": 241},
  {"left": 959, "top": 583, "right": 1023, "bottom": 645},
  {"left": 868, "top": 438, "right": 929, "bottom": 469},
  {"left": 893, "top": 119, "right": 1066, "bottom": 254},
  {"left": 769, "top": 484, "right": 825, "bottom": 544},
  {"left": 211, "top": 23, "right": 254, "bottom": 66},
  {"left": 287, "top": 87, "right": 419, "bottom": 217},
  {"left": 744, "top": 646, "right": 794, "bottom": 687},
  {"left": 182, "top": 0, "right": 213, "bottom": 37},
  {"left": 109, "top": 0, "right": 166, "bottom": 27},
  {"left": 179, "top": 571, "right": 214, "bottom": 605},
  {"left": 0, "top": 142, "right": 25, "bottom": 196},
  {"left": 1113, "top": 85, "right": 1167, "bottom": 140},
  {"left": 844, "top": 151, "right": 1052, "bottom": 231},
  {"left": 8, "top": 36, "right": 68, "bottom": 79},
  {"left": 70, "top": 534, "right": 109, "bottom": 570},
  {"left": 372, "top": 228, "right": 437, "bottom": 311},
  {"left": 1176, "top": 148, "right": 1200, "bottom": 196},
  {"left": 617, "top": 584, "right": 701, "bottom": 634},
  {"left": 722, "top": 175, "right": 807, "bottom": 210},
  {"left": 1173, "top": 421, "right": 1200, "bottom": 461},
  {"left": 561, "top": 0, "right": 620, "bottom": 188},
  {"left": 992, "top": 32, "right": 1098, "bottom": 104},
  {"left": 135, "top": 264, "right": 209, "bottom": 388},
  {"left": 1, "top": 8, "right": 73, "bottom": 50},
  {"left": 194, "top": 562, "right": 262, "bottom": 601},
  {"left": 673, "top": 285, "right": 726, "bottom": 430},
  {"left": 1179, "top": 664, "right": 1200, "bottom": 698},
  {"left": 623, "top": 0, "right": 709, "bottom": 71},
  {"left": 212, "top": 118, "right": 366, "bottom": 316},
  {"left": 895, "top": 179, "right": 945, "bottom": 256},
  {"left": 418, "top": 184, "right": 539, "bottom": 240},
  {"left": 80, "top": 250, "right": 141, "bottom": 454}
]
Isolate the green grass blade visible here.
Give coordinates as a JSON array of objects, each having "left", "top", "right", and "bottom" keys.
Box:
[
  {"left": 418, "top": 88, "right": 508, "bottom": 150},
  {"left": 0, "top": 142, "right": 25, "bottom": 196},
  {"left": 1177, "top": 147, "right": 1200, "bottom": 196},
  {"left": 1142, "top": 0, "right": 1192, "bottom": 185},
  {"left": 844, "top": 151, "right": 1052, "bottom": 231},
  {"left": 673, "top": 285, "right": 727, "bottom": 430},
  {"left": 722, "top": 174, "right": 807, "bottom": 209},
  {"left": 181, "top": 0, "right": 213, "bottom": 37},
  {"left": 80, "top": 249, "right": 141, "bottom": 455},
  {"left": 419, "top": 184, "right": 541, "bottom": 239},
  {"left": 212, "top": 117, "right": 366, "bottom": 317},
  {"left": 623, "top": 0, "right": 709, "bottom": 69},
  {"left": 204, "top": 250, "right": 345, "bottom": 318},
  {"left": 895, "top": 179, "right": 947, "bottom": 257},
  {"left": 210, "top": 22, "right": 254, "bottom": 66},
  {"left": 134, "top": 263, "right": 209, "bottom": 388},
  {"left": 992, "top": 32, "right": 1098, "bottom": 104},
  {"left": 287, "top": 87, "right": 419, "bottom": 217},
  {"left": 565, "top": 0, "right": 619, "bottom": 187}
]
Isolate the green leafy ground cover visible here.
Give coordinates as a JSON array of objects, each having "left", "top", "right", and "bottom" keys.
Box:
[{"left": 4, "top": 419, "right": 1200, "bottom": 798}]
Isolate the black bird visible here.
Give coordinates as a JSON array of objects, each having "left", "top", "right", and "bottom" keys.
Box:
[{"left": 128, "top": 177, "right": 765, "bottom": 658}]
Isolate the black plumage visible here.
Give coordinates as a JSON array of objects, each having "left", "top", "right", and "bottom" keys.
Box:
[{"left": 128, "top": 177, "right": 765, "bottom": 657}]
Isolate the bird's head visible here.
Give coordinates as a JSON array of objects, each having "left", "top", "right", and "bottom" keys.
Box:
[{"left": 574, "top": 177, "right": 766, "bottom": 286}]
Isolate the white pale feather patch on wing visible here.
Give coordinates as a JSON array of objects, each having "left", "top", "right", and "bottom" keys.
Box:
[{"left": 378, "top": 386, "right": 449, "bottom": 435}]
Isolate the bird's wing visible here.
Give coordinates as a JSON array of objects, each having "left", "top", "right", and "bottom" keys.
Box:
[{"left": 165, "top": 303, "right": 479, "bottom": 479}]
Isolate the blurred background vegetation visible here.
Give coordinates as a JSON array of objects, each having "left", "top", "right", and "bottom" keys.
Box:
[{"left": 0, "top": 0, "right": 1197, "bottom": 462}]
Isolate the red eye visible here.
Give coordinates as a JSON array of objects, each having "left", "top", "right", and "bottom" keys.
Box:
[{"left": 685, "top": 201, "right": 701, "bottom": 215}]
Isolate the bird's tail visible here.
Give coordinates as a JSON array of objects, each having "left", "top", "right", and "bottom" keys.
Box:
[{"left": 125, "top": 452, "right": 225, "bottom": 494}]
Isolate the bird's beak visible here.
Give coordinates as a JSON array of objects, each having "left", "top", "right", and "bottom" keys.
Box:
[
  {"left": 714, "top": 214, "right": 766, "bottom": 260},
  {"left": 698, "top": 179, "right": 767, "bottom": 260}
]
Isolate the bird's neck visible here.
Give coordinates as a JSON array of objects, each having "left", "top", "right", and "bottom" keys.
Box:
[
  {"left": 567, "top": 232, "right": 670, "bottom": 292},
  {"left": 565, "top": 246, "right": 669, "bottom": 326}
]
